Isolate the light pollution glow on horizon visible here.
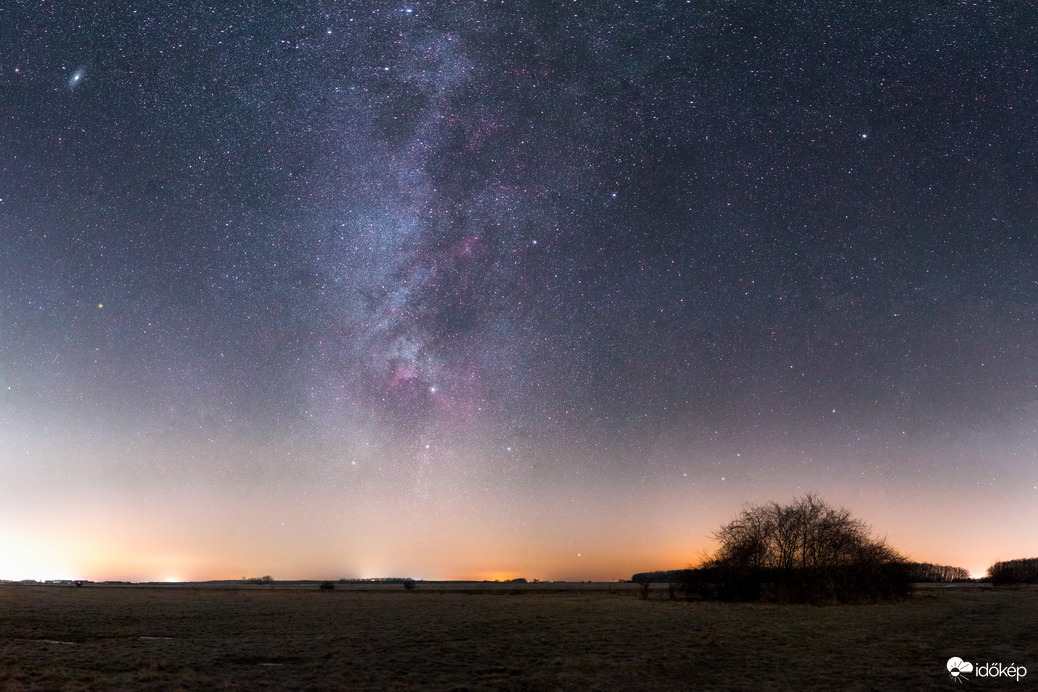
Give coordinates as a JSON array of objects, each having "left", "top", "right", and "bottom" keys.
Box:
[{"left": 3, "top": 423, "right": 1033, "bottom": 582}]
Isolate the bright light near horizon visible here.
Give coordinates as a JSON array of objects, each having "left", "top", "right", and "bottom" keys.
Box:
[{"left": 0, "top": 531, "right": 77, "bottom": 582}]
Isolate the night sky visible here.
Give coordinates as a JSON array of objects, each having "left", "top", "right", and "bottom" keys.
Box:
[{"left": 2, "top": 1, "right": 1036, "bottom": 582}]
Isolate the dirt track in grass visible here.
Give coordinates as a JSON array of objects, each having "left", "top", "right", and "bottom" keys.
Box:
[{"left": 1, "top": 583, "right": 1034, "bottom": 690}]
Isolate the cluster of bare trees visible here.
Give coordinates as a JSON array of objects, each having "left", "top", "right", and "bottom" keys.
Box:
[
  {"left": 708, "top": 494, "right": 903, "bottom": 571},
  {"left": 633, "top": 496, "right": 1038, "bottom": 599},
  {"left": 244, "top": 575, "right": 274, "bottom": 585},
  {"left": 682, "top": 495, "right": 911, "bottom": 603},
  {"left": 904, "top": 562, "right": 970, "bottom": 582},
  {"left": 987, "top": 557, "right": 1038, "bottom": 585}
]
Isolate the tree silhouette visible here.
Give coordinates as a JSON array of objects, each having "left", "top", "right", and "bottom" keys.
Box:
[
  {"left": 687, "top": 494, "right": 910, "bottom": 603},
  {"left": 987, "top": 557, "right": 1038, "bottom": 585},
  {"left": 710, "top": 494, "right": 901, "bottom": 571},
  {"left": 905, "top": 562, "right": 971, "bottom": 582}
]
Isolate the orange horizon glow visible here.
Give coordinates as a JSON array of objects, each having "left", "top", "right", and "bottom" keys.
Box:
[
  {"left": 3, "top": 433, "right": 1033, "bottom": 585},
  {"left": 0, "top": 504, "right": 1014, "bottom": 584}
]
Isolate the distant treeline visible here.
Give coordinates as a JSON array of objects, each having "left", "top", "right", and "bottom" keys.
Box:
[
  {"left": 987, "top": 557, "right": 1038, "bottom": 585},
  {"left": 904, "top": 562, "right": 971, "bottom": 582},
  {"left": 632, "top": 562, "right": 971, "bottom": 585}
]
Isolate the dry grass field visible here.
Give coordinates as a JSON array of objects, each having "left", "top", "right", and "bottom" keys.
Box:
[{"left": 1, "top": 582, "right": 1035, "bottom": 690}]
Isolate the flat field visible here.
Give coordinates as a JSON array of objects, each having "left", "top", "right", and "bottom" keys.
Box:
[{"left": 0, "top": 583, "right": 1034, "bottom": 690}]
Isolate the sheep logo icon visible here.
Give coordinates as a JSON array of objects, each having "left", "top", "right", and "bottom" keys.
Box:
[{"left": 947, "top": 657, "right": 973, "bottom": 682}]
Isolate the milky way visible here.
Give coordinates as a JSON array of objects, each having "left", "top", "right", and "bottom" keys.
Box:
[{"left": 1, "top": 2, "right": 1036, "bottom": 580}]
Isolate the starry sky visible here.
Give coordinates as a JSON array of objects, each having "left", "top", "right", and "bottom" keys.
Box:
[{"left": 2, "top": 1, "right": 1036, "bottom": 582}]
